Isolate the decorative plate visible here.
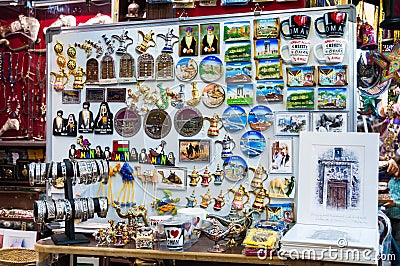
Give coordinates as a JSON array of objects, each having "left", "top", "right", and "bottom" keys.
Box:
[
  {"left": 144, "top": 109, "right": 172, "bottom": 139},
  {"left": 114, "top": 107, "right": 141, "bottom": 137},
  {"left": 202, "top": 83, "right": 225, "bottom": 108},
  {"left": 222, "top": 105, "right": 247, "bottom": 133},
  {"left": 248, "top": 105, "right": 273, "bottom": 132},
  {"left": 240, "top": 130, "right": 266, "bottom": 157},
  {"left": 199, "top": 56, "right": 223, "bottom": 82},
  {"left": 176, "top": 58, "right": 198, "bottom": 81},
  {"left": 222, "top": 155, "right": 248, "bottom": 181},
  {"left": 174, "top": 106, "right": 203, "bottom": 137}
]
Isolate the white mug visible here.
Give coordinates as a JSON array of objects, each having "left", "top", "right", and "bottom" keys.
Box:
[
  {"left": 314, "top": 38, "right": 346, "bottom": 64},
  {"left": 164, "top": 221, "right": 185, "bottom": 250},
  {"left": 280, "top": 39, "right": 311, "bottom": 64}
]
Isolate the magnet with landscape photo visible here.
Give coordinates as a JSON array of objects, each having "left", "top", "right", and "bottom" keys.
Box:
[
  {"left": 86, "top": 88, "right": 105, "bottom": 102},
  {"left": 317, "top": 87, "right": 347, "bottom": 109},
  {"left": 156, "top": 166, "right": 187, "bottom": 190},
  {"left": 255, "top": 59, "right": 282, "bottom": 80},
  {"left": 224, "top": 21, "right": 251, "bottom": 42},
  {"left": 274, "top": 112, "right": 309, "bottom": 136},
  {"left": 312, "top": 111, "right": 348, "bottom": 132},
  {"left": 286, "top": 87, "right": 315, "bottom": 110},
  {"left": 179, "top": 139, "right": 211, "bottom": 162},
  {"left": 286, "top": 66, "right": 315, "bottom": 87},
  {"left": 62, "top": 90, "right": 81, "bottom": 104},
  {"left": 254, "top": 39, "right": 280, "bottom": 60},
  {"left": 224, "top": 42, "right": 251, "bottom": 62},
  {"left": 226, "top": 83, "right": 254, "bottom": 105},
  {"left": 225, "top": 62, "right": 252, "bottom": 83},
  {"left": 255, "top": 80, "right": 284, "bottom": 103},
  {"left": 254, "top": 18, "right": 280, "bottom": 39}
]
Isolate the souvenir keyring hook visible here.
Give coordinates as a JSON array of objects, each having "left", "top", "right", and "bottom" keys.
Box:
[
  {"left": 178, "top": 9, "right": 188, "bottom": 20},
  {"left": 253, "top": 3, "right": 263, "bottom": 16}
]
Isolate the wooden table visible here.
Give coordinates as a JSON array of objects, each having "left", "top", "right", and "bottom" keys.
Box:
[{"left": 34, "top": 236, "right": 372, "bottom": 266}]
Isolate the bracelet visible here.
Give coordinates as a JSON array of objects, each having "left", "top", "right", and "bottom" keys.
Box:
[
  {"left": 46, "top": 161, "right": 53, "bottom": 184},
  {"left": 29, "top": 163, "right": 35, "bottom": 186},
  {"left": 90, "top": 161, "right": 98, "bottom": 183},
  {"left": 72, "top": 160, "right": 78, "bottom": 185},
  {"left": 86, "top": 162, "right": 93, "bottom": 185},
  {"left": 78, "top": 161, "right": 88, "bottom": 184},
  {"left": 40, "top": 163, "right": 46, "bottom": 185},
  {"left": 98, "top": 197, "right": 108, "bottom": 218},
  {"left": 35, "top": 163, "right": 41, "bottom": 186},
  {"left": 54, "top": 200, "right": 65, "bottom": 221},
  {"left": 64, "top": 199, "right": 72, "bottom": 220},
  {"left": 74, "top": 198, "right": 83, "bottom": 220},
  {"left": 98, "top": 160, "right": 104, "bottom": 183},
  {"left": 60, "top": 162, "right": 67, "bottom": 182},
  {"left": 34, "top": 200, "right": 46, "bottom": 223},
  {"left": 87, "top": 197, "right": 95, "bottom": 219},
  {"left": 101, "top": 160, "right": 109, "bottom": 184},
  {"left": 52, "top": 162, "right": 58, "bottom": 187},
  {"left": 45, "top": 199, "right": 56, "bottom": 220},
  {"left": 81, "top": 198, "right": 88, "bottom": 222}
]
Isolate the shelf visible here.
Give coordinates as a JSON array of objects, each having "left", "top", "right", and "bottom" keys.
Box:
[{"left": 0, "top": 140, "right": 46, "bottom": 147}]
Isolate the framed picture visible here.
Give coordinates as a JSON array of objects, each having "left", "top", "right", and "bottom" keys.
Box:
[
  {"left": 224, "top": 42, "right": 251, "bottom": 62},
  {"left": 269, "top": 138, "right": 293, "bottom": 173},
  {"left": 156, "top": 166, "right": 187, "bottom": 190},
  {"left": 274, "top": 112, "right": 309, "bottom": 136},
  {"left": 255, "top": 59, "right": 282, "bottom": 80},
  {"left": 2, "top": 229, "right": 36, "bottom": 249},
  {"left": 225, "top": 62, "right": 252, "bottom": 83},
  {"left": 62, "top": 90, "right": 81, "bottom": 104},
  {"left": 318, "top": 65, "right": 348, "bottom": 86},
  {"left": 223, "top": 21, "right": 251, "bottom": 42},
  {"left": 226, "top": 83, "right": 253, "bottom": 105},
  {"left": 286, "top": 87, "right": 315, "bottom": 110},
  {"left": 200, "top": 23, "right": 220, "bottom": 55},
  {"left": 253, "top": 18, "right": 280, "bottom": 39},
  {"left": 107, "top": 88, "right": 126, "bottom": 102},
  {"left": 286, "top": 66, "right": 315, "bottom": 87},
  {"left": 317, "top": 87, "right": 347, "bottom": 109},
  {"left": 267, "top": 203, "right": 295, "bottom": 223},
  {"left": 179, "top": 25, "right": 199, "bottom": 57},
  {"left": 179, "top": 139, "right": 211, "bottom": 162},
  {"left": 254, "top": 39, "right": 280, "bottom": 60},
  {"left": 312, "top": 111, "right": 348, "bottom": 132},
  {"left": 86, "top": 88, "right": 105, "bottom": 102},
  {"left": 255, "top": 80, "right": 284, "bottom": 103}
]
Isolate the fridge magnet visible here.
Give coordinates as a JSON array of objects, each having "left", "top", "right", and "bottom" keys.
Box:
[
  {"left": 269, "top": 138, "right": 293, "bottom": 174},
  {"left": 226, "top": 83, "right": 254, "bottom": 105},
  {"left": 201, "top": 83, "right": 225, "bottom": 108},
  {"left": 174, "top": 106, "right": 203, "bottom": 137},
  {"left": 224, "top": 42, "right": 251, "bottom": 62},
  {"left": 114, "top": 107, "right": 141, "bottom": 137},
  {"left": 143, "top": 109, "right": 172, "bottom": 139},
  {"left": 286, "top": 66, "right": 315, "bottom": 87},
  {"left": 318, "top": 65, "right": 348, "bottom": 86},
  {"left": 203, "top": 113, "right": 223, "bottom": 137},
  {"left": 199, "top": 0, "right": 217, "bottom": 6},
  {"left": 255, "top": 80, "right": 284, "bottom": 103},
  {"left": 107, "top": 88, "right": 126, "bottom": 103},
  {"left": 156, "top": 53, "right": 174, "bottom": 81},
  {"left": 176, "top": 58, "right": 198, "bottom": 82},
  {"left": 286, "top": 87, "right": 315, "bottom": 110},
  {"left": 199, "top": 56, "right": 223, "bottom": 82},
  {"left": 50, "top": 68, "right": 69, "bottom": 91},
  {"left": 118, "top": 53, "right": 136, "bottom": 83},
  {"left": 254, "top": 18, "right": 280, "bottom": 39},
  {"left": 274, "top": 112, "right": 309, "bottom": 136},
  {"left": 170, "top": 84, "right": 185, "bottom": 109},
  {"left": 225, "top": 62, "right": 252, "bottom": 83},
  {"left": 317, "top": 87, "right": 347, "bottom": 109},
  {"left": 312, "top": 111, "right": 347, "bottom": 133},
  {"left": 200, "top": 23, "right": 220, "bottom": 55},
  {"left": 62, "top": 90, "right": 80, "bottom": 104},
  {"left": 222, "top": 105, "right": 247, "bottom": 133},
  {"left": 156, "top": 166, "right": 187, "bottom": 190},
  {"left": 179, "top": 139, "right": 211, "bottom": 162},
  {"left": 85, "top": 58, "right": 99, "bottom": 84},
  {"left": 86, "top": 88, "right": 105, "bottom": 102},
  {"left": 94, "top": 102, "right": 114, "bottom": 134},
  {"left": 267, "top": 203, "right": 294, "bottom": 223},
  {"left": 248, "top": 105, "right": 274, "bottom": 132},
  {"left": 254, "top": 39, "right": 280, "bottom": 60},
  {"left": 240, "top": 130, "right": 266, "bottom": 158},
  {"left": 136, "top": 30, "right": 156, "bottom": 54},
  {"left": 137, "top": 53, "right": 155, "bottom": 81},
  {"left": 78, "top": 102, "right": 94, "bottom": 133},
  {"left": 179, "top": 25, "right": 199, "bottom": 57},
  {"left": 139, "top": 141, "right": 175, "bottom": 166},
  {"left": 255, "top": 59, "right": 282, "bottom": 80},
  {"left": 223, "top": 21, "right": 251, "bottom": 42},
  {"left": 156, "top": 28, "right": 179, "bottom": 53},
  {"left": 222, "top": 155, "right": 248, "bottom": 181},
  {"left": 100, "top": 54, "right": 118, "bottom": 84},
  {"left": 65, "top": 114, "right": 77, "bottom": 137}
]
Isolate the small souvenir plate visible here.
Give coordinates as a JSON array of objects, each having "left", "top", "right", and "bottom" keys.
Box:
[
  {"left": 144, "top": 109, "right": 172, "bottom": 139},
  {"left": 255, "top": 59, "right": 282, "bottom": 80},
  {"left": 248, "top": 105, "right": 273, "bottom": 132},
  {"left": 224, "top": 42, "right": 251, "bottom": 62},
  {"left": 312, "top": 111, "right": 348, "bottom": 132},
  {"left": 114, "top": 107, "right": 141, "bottom": 137},
  {"left": 222, "top": 105, "right": 247, "bottom": 133},
  {"left": 255, "top": 80, "right": 284, "bottom": 103},
  {"left": 86, "top": 88, "right": 105, "bottom": 102},
  {"left": 226, "top": 83, "right": 253, "bottom": 105},
  {"left": 199, "top": 56, "right": 223, "bottom": 82},
  {"left": 179, "top": 139, "right": 211, "bottom": 162},
  {"left": 317, "top": 87, "right": 347, "bottom": 109},
  {"left": 202, "top": 83, "right": 225, "bottom": 108},
  {"left": 62, "top": 90, "right": 81, "bottom": 104},
  {"left": 174, "top": 106, "right": 203, "bottom": 137},
  {"left": 274, "top": 112, "right": 309, "bottom": 136},
  {"left": 223, "top": 21, "right": 251, "bottom": 42},
  {"left": 240, "top": 130, "right": 266, "bottom": 157},
  {"left": 286, "top": 66, "right": 315, "bottom": 87},
  {"left": 269, "top": 138, "right": 293, "bottom": 174},
  {"left": 286, "top": 87, "right": 315, "bottom": 110},
  {"left": 176, "top": 58, "right": 198, "bottom": 82},
  {"left": 318, "top": 65, "right": 348, "bottom": 86},
  {"left": 225, "top": 62, "right": 252, "bottom": 83},
  {"left": 254, "top": 18, "right": 280, "bottom": 39},
  {"left": 223, "top": 155, "right": 248, "bottom": 181},
  {"left": 107, "top": 88, "right": 126, "bottom": 102},
  {"left": 254, "top": 39, "right": 280, "bottom": 60}
]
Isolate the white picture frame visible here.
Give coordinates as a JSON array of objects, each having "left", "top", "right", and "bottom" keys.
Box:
[
  {"left": 269, "top": 138, "right": 293, "bottom": 174},
  {"left": 311, "top": 111, "right": 348, "bottom": 132},
  {"left": 2, "top": 229, "right": 37, "bottom": 249},
  {"left": 274, "top": 112, "right": 309, "bottom": 136},
  {"left": 156, "top": 166, "right": 187, "bottom": 190}
]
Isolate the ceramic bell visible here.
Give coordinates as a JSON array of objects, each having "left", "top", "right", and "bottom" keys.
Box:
[{"left": 360, "top": 21, "right": 378, "bottom": 51}]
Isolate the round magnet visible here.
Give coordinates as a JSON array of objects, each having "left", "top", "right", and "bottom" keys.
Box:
[
  {"left": 114, "top": 107, "right": 141, "bottom": 137},
  {"left": 223, "top": 155, "right": 248, "bottom": 182},
  {"left": 222, "top": 105, "right": 247, "bottom": 133},
  {"left": 202, "top": 83, "right": 225, "bottom": 108},
  {"left": 240, "top": 130, "right": 266, "bottom": 158},
  {"left": 248, "top": 105, "right": 274, "bottom": 132},
  {"left": 176, "top": 58, "right": 198, "bottom": 82},
  {"left": 174, "top": 106, "right": 203, "bottom": 137},
  {"left": 144, "top": 109, "right": 172, "bottom": 139},
  {"left": 199, "top": 56, "right": 223, "bottom": 82}
]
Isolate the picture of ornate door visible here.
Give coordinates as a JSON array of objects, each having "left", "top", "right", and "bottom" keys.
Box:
[{"left": 327, "top": 180, "right": 348, "bottom": 208}]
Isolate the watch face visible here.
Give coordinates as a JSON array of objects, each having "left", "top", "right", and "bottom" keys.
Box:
[
  {"left": 240, "top": 130, "right": 266, "bottom": 158},
  {"left": 222, "top": 105, "right": 247, "bottom": 133},
  {"left": 176, "top": 58, "right": 198, "bottom": 82},
  {"left": 199, "top": 56, "right": 223, "bottom": 82},
  {"left": 174, "top": 106, "right": 203, "bottom": 137},
  {"left": 114, "top": 107, "right": 141, "bottom": 137},
  {"left": 144, "top": 109, "right": 172, "bottom": 139},
  {"left": 248, "top": 105, "right": 274, "bottom": 132},
  {"left": 202, "top": 83, "right": 225, "bottom": 108}
]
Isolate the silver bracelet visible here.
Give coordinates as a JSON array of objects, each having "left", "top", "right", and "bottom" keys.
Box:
[
  {"left": 35, "top": 163, "right": 41, "bottom": 186},
  {"left": 29, "top": 163, "right": 35, "bottom": 186},
  {"left": 90, "top": 161, "right": 98, "bottom": 183},
  {"left": 35, "top": 200, "right": 46, "bottom": 223},
  {"left": 87, "top": 197, "right": 95, "bottom": 219},
  {"left": 74, "top": 198, "right": 83, "bottom": 220},
  {"left": 97, "top": 160, "right": 104, "bottom": 183},
  {"left": 60, "top": 162, "right": 67, "bottom": 182},
  {"left": 98, "top": 197, "right": 108, "bottom": 218},
  {"left": 45, "top": 199, "right": 56, "bottom": 220},
  {"left": 46, "top": 161, "right": 53, "bottom": 184},
  {"left": 78, "top": 161, "right": 88, "bottom": 184},
  {"left": 86, "top": 162, "right": 93, "bottom": 185},
  {"left": 72, "top": 160, "right": 78, "bottom": 186},
  {"left": 55, "top": 200, "right": 66, "bottom": 221},
  {"left": 40, "top": 163, "right": 46, "bottom": 184},
  {"left": 64, "top": 199, "right": 72, "bottom": 220},
  {"left": 52, "top": 162, "right": 58, "bottom": 187},
  {"left": 101, "top": 160, "right": 109, "bottom": 184},
  {"left": 81, "top": 198, "right": 88, "bottom": 222}
]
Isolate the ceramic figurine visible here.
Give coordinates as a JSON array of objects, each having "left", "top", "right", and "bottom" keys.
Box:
[
  {"left": 201, "top": 166, "right": 212, "bottom": 186},
  {"left": 213, "top": 190, "right": 225, "bottom": 211},
  {"left": 250, "top": 186, "right": 270, "bottom": 211},
  {"left": 248, "top": 164, "right": 268, "bottom": 188},
  {"left": 157, "top": 28, "right": 179, "bottom": 53},
  {"left": 186, "top": 81, "right": 201, "bottom": 106},
  {"left": 200, "top": 188, "right": 212, "bottom": 208},
  {"left": 188, "top": 166, "right": 200, "bottom": 186},
  {"left": 93, "top": 228, "right": 108, "bottom": 246},
  {"left": 151, "top": 190, "right": 180, "bottom": 215},
  {"left": 204, "top": 113, "right": 223, "bottom": 137},
  {"left": 212, "top": 164, "right": 224, "bottom": 185},
  {"left": 267, "top": 176, "right": 295, "bottom": 198},
  {"left": 112, "top": 30, "right": 133, "bottom": 55},
  {"left": 135, "top": 227, "right": 154, "bottom": 249},
  {"left": 228, "top": 184, "right": 250, "bottom": 211},
  {"left": 215, "top": 135, "right": 235, "bottom": 159},
  {"left": 186, "top": 190, "right": 197, "bottom": 208},
  {"left": 50, "top": 68, "right": 69, "bottom": 91}
]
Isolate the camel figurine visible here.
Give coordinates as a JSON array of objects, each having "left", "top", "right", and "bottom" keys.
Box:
[
  {"left": 135, "top": 165, "right": 157, "bottom": 183},
  {"left": 267, "top": 176, "right": 295, "bottom": 198}
]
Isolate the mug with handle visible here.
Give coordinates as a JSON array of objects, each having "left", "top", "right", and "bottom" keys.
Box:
[{"left": 315, "top": 11, "right": 347, "bottom": 37}]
